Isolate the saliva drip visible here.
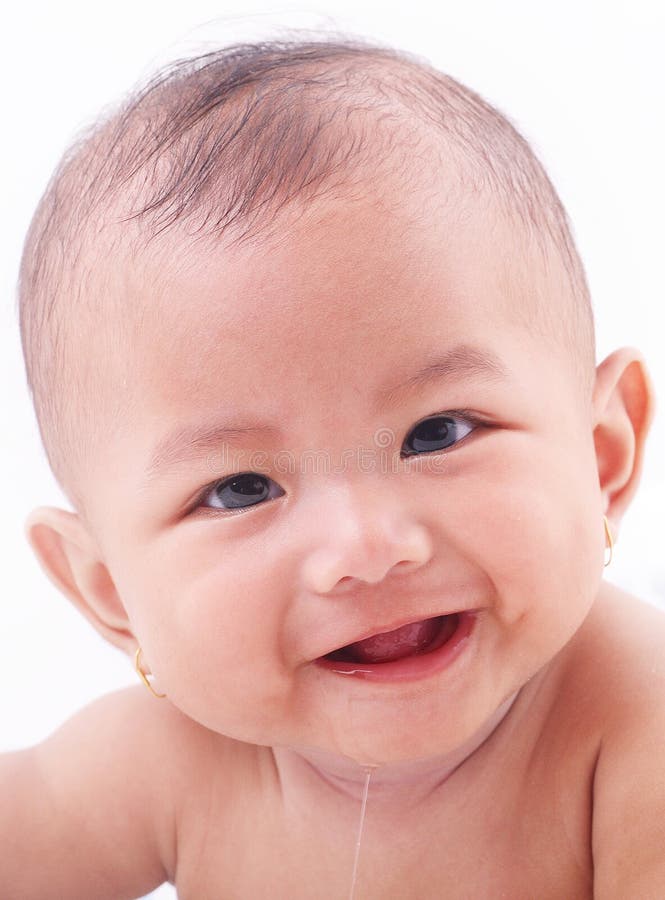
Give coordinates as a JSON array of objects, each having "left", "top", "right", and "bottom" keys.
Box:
[{"left": 347, "top": 764, "right": 378, "bottom": 900}]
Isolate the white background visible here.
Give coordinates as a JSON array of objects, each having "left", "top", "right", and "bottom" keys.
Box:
[{"left": 1, "top": 2, "right": 664, "bottom": 898}]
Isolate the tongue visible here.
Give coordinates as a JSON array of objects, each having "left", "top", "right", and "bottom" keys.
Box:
[{"left": 346, "top": 617, "right": 441, "bottom": 664}]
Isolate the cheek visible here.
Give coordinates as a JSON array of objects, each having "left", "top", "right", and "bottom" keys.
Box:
[
  {"left": 442, "top": 434, "right": 603, "bottom": 636},
  {"left": 136, "top": 540, "right": 295, "bottom": 737},
  {"left": 174, "top": 564, "right": 274, "bottom": 663}
]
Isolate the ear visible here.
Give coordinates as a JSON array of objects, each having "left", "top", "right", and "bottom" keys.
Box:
[
  {"left": 592, "top": 348, "right": 656, "bottom": 539},
  {"left": 23, "top": 506, "right": 137, "bottom": 657}
]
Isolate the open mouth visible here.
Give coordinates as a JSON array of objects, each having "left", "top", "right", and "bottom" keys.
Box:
[
  {"left": 323, "top": 614, "right": 461, "bottom": 665},
  {"left": 316, "top": 611, "right": 476, "bottom": 683}
]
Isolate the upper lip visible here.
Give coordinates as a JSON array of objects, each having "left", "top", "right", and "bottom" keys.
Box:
[{"left": 314, "top": 606, "right": 477, "bottom": 660}]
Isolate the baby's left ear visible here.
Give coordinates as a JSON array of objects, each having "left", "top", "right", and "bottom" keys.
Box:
[{"left": 592, "top": 347, "right": 656, "bottom": 534}]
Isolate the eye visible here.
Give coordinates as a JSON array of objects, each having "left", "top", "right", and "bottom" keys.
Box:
[
  {"left": 401, "top": 413, "right": 476, "bottom": 457},
  {"left": 199, "top": 472, "right": 285, "bottom": 512}
]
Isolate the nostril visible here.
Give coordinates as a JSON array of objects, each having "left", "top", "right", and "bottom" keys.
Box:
[{"left": 336, "top": 576, "right": 357, "bottom": 590}]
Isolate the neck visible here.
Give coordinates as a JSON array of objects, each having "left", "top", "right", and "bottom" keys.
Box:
[{"left": 273, "top": 687, "right": 523, "bottom": 809}]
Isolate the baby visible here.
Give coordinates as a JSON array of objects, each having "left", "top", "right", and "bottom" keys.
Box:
[{"left": 4, "top": 34, "right": 664, "bottom": 899}]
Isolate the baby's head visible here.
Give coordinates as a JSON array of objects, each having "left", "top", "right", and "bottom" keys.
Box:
[{"left": 18, "top": 37, "right": 653, "bottom": 766}]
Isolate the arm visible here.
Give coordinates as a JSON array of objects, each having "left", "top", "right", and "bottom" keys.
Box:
[
  {"left": 0, "top": 686, "right": 178, "bottom": 900},
  {"left": 591, "top": 693, "right": 665, "bottom": 897}
]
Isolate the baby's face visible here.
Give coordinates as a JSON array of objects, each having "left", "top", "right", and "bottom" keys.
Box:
[{"left": 88, "top": 165, "right": 605, "bottom": 765}]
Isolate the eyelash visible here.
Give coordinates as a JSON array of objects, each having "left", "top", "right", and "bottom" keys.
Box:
[{"left": 191, "top": 409, "right": 487, "bottom": 516}]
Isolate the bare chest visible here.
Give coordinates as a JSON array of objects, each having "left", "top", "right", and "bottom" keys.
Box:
[{"left": 174, "top": 746, "right": 597, "bottom": 899}]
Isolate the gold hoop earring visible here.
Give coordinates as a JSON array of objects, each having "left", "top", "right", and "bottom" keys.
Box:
[
  {"left": 603, "top": 515, "right": 614, "bottom": 568},
  {"left": 134, "top": 646, "right": 166, "bottom": 699}
]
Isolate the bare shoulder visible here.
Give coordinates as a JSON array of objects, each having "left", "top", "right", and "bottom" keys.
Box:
[
  {"left": 574, "top": 583, "right": 665, "bottom": 895},
  {"left": 105, "top": 687, "right": 269, "bottom": 886},
  {"left": 569, "top": 580, "right": 665, "bottom": 706},
  {"left": 32, "top": 684, "right": 247, "bottom": 888}
]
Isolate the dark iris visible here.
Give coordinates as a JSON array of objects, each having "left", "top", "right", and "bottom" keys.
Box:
[
  {"left": 402, "top": 416, "right": 463, "bottom": 456},
  {"left": 214, "top": 473, "right": 271, "bottom": 509}
]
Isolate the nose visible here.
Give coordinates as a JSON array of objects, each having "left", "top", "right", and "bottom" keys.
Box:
[{"left": 300, "top": 482, "right": 434, "bottom": 594}]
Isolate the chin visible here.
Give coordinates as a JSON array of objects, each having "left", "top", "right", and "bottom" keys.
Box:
[
  {"left": 313, "top": 682, "right": 522, "bottom": 770},
  {"left": 321, "top": 713, "right": 480, "bottom": 767}
]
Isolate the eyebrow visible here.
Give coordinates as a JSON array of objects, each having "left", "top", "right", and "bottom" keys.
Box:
[
  {"left": 143, "top": 420, "right": 283, "bottom": 485},
  {"left": 373, "top": 342, "right": 508, "bottom": 410},
  {"left": 142, "top": 343, "right": 508, "bottom": 483}
]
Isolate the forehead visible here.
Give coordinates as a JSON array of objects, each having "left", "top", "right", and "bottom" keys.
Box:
[{"left": 131, "top": 176, "right": 534, "bottom": 392}]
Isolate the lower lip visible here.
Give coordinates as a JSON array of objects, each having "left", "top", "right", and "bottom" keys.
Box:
[{"left": 314, "top": 611, "right": 477, "bottom": 683}]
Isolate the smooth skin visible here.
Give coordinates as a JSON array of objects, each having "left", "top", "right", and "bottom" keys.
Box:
[{"left": 3, "top": 143, "right": 663, "bottom": 897}]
